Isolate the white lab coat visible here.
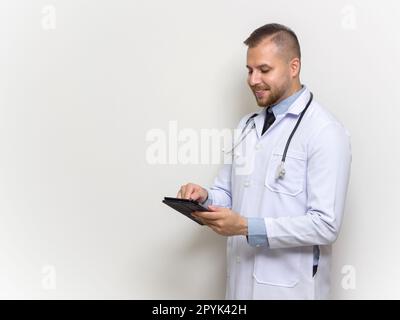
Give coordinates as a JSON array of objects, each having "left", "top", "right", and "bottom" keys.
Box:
[{"left": 205, "top": 88, "right": 352, "bottom": 299}]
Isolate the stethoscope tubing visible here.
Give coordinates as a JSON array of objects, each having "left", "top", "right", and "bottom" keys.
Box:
[{"left": 225, "top": 92, "right": 314, "bottom": 180}]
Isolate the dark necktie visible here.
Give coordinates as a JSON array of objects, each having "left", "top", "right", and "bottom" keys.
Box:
[{"left": 262, "top": 107, "right": 276, "bottom": 135}]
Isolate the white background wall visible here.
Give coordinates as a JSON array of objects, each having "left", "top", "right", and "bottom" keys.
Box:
[{"left": 0, "top": 0, "right": 399, "bottom": 299}]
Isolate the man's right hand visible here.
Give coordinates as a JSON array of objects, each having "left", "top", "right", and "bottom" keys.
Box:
[{"left": 177, "top": 183, "right": 208, "bottom": 203}]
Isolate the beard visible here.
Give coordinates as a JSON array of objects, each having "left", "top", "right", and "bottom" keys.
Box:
[
  {"left": 252, "top": 81, "right": 290, "bottom": 107},
  {"left": 253, "top": 83, "right": 290, "bottom": 107}
]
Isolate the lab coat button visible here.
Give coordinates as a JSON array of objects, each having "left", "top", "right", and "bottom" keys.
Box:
[
  {"left": 236, "top": 256, "right": 240, "bottom": 263},
  {"left": 244, "top": 181, "right": 250, "bottom": 187},
  {"left": 255, "top": 144, "right": 261, "bottom": 150}
]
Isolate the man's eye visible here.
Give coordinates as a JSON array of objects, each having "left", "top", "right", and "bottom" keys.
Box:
[{"left": 261, "top": 70, "right": 269, "bottom": 73}]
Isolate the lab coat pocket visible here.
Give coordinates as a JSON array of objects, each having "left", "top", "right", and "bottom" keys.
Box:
[
  {"left": 253, "top": 247, "right": 302, "bottom": 287},
  {"left": 265, "top": 150, "right": 306, "bottom": 196}
]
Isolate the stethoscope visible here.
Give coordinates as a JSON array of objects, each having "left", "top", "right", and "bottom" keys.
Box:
[{"left": 225, "top": 92, "right": 313, "bottom": 180}]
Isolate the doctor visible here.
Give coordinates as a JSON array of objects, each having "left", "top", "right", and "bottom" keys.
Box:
[{"left": 177, "top": 23, "right": 351, "bottom": 299}]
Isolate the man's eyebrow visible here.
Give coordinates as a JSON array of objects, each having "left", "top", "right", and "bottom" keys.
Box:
[{"left": 246, "top": 64, "right": 271, "bottom": 70}]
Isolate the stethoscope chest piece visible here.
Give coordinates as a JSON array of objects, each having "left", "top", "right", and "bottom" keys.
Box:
[{"left": 275, "top": 161, "right": 286, "bottom": 180}]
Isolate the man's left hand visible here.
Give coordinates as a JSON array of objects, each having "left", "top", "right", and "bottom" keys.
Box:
[{"left": 192, "top": 206, "right": 248, "bottom": 236}]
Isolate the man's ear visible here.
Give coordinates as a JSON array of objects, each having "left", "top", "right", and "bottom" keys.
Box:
[{"left": 290, "top": 57, "right": 301, "bottom": 78}]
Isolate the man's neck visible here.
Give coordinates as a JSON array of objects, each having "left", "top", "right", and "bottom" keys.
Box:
[
  {"left": 288, "top": 82, "right": 302, "bottom": 97},
  {"left": 273, "top": 82, "right": 302, "bottom": 107}
]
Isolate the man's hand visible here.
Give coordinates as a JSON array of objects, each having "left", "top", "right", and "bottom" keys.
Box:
[
  {"left": 177, "top": 183, "right": 208, "bottom": 203},
  {"left": 192, "top": 206, "right": 248, "bottom": 236}
]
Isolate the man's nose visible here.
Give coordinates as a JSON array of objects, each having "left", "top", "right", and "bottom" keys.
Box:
[{"left": 248, "top": 71, "right": 261, "bottom": 86}]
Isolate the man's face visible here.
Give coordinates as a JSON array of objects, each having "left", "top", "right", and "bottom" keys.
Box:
[{"left": 246, "top": 38, "right": 294, "bottom": 107}]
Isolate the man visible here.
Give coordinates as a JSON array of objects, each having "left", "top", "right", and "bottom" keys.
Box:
[{"left": 177, "top": 23, "right": 351, "bottom": 299}]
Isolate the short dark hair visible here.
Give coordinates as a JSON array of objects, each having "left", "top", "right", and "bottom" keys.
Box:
[{"left": 243, "top": 23, "right": 301, "bottom": 60}]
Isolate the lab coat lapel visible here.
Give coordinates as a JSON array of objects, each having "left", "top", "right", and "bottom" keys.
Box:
[{"left": 253, "top": 110, "right": 265, "bottom": 139}]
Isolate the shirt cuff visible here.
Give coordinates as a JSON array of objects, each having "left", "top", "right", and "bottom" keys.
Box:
[
  {"left": 247, "top": 218, "right": 268, "bottom": 247},
  {"left": 200, "top": 188, "right": 213, "bottom": 207}
]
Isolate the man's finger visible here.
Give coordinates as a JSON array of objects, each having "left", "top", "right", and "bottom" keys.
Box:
[
  {"left": 184, "top": 185, "right": 193, "bottom": 199},
  {"left": 180, "top": 185, "right": 187, "bottom": 198},
  {"left": 192, "top": 210, "right": 220, "bottom": 220},
  {"left": 193, "top": 215, "right": 218, "bottom": 228},
  {"left": 190, "top": 191, "right": 200, "bottom": 201}
]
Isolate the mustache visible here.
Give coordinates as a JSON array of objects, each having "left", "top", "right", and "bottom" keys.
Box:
[{"left": 252, "top": 86, "right": 270, "bottom": 91}]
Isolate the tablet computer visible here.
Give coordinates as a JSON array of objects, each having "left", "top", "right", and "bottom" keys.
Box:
[{"left": 162, "top": 197, "right": 209, "bottom": 225}]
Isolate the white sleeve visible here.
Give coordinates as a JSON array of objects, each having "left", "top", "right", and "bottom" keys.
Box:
[
  {"left": 265, "top": 122, "right": 352, "bottom": 248},
  {"left": 202, "top": 163, "right": 233, "bottom": 208}
]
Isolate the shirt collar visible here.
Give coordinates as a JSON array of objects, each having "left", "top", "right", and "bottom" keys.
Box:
[
  {"left": 267, "top": 85, "right": 306, "bottom": 117},
  {"left": 285, "top": 86, "right": 313, "bottom": 116}
]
